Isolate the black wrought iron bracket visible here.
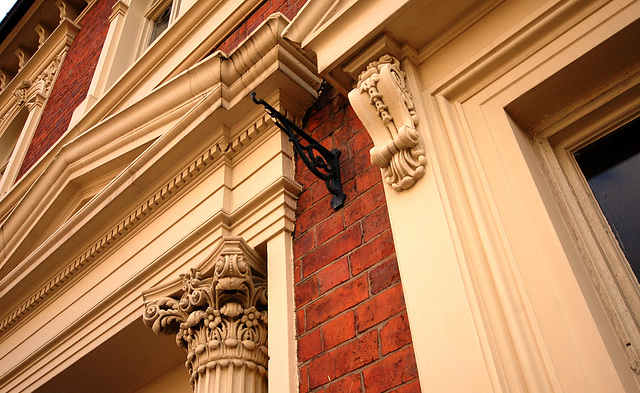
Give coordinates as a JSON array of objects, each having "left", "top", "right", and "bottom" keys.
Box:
[{"left": 252, "top": 92, "right": 346, "bottom": 210}]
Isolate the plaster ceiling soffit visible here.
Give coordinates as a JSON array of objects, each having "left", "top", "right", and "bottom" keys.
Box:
[
  {"left": 284, "top": 0, "right": 503, "bottom": 95},
  {"left": 283, "top": 0, "right": 417, "bottom": 73},
  {"left": 426, "top": 0, "right": 592, "bottom": 101}
]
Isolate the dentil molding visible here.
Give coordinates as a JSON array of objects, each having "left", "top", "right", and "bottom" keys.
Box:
[
  {"left": 0, "top": 110, "right": 277, "bottom": 337},
  {"left": 348, "top": 54, "right": 426, "bottom": 191}
]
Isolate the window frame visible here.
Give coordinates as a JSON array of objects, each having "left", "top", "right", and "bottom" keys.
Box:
[
  {"left": 139, "top": 0, "right": 180, "bottom": 51},
  {"left": 535, "top": 77, "right": 640, "bottom": 372}
]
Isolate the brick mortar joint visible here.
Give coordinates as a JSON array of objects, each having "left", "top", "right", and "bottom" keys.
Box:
[
  {"left": 298, "top": 340, "right": 416, "bottom": 368},
  {"left": 294, "top": 254, "right": 399, "bottom": 310},
  {"left": 296, "top": 304, "right": 409, "bottom": 349},
  {"left": 294, "top": 222, "right": 393, "bottom": 262},
  {"left": 296, "top": 243, "right": 397, "bottom": 289},
  {"left": 298, "top": 339, "right": 417, "bottom": 388}
]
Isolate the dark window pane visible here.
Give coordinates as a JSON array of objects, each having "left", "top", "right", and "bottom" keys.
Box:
[
  {"left": 149, "top": 4, "right": 171, "bottom": 45},
  {"left": 575, "top": 117, "right": 640, "bottom": 277}
]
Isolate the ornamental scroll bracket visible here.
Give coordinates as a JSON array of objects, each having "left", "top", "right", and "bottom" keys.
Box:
[
  {"left": 143, "top": 237, "right": 268, "bottom": 392},
  {"left": 252, "top": 92, "right": 346, "bottom": 210},
  {"left": 348, "top": 55, "right": 426, "bottom": 191}
]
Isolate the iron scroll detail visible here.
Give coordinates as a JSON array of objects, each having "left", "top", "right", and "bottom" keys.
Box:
[{"left": 251, "top": 92, "right": 346, "bottom": 210}]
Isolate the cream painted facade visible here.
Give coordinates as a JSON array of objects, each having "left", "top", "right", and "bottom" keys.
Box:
[
  {"left": 287, "top": 0, "right": 640, "bottom": 392},
  {"left": 1, "top": 0, "right": 640, "bottom": 392}
]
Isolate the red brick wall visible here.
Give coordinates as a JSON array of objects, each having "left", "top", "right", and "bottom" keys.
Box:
[
  {"left": 294, "top": 88, "right": 422, "bottom": 393},
  {"left": 215, "top": 0, "right": 306, "bottom": 55},
  {"left": 17, "top": 0, "right": 114, "bottom": 179}
]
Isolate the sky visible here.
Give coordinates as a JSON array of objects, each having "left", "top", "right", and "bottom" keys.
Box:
[{"left": 0, "top": 0, "right": 18, "bottom": 21}]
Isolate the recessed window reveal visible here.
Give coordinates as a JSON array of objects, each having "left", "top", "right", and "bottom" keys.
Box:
[{"left": 575, "top": 117, "right": 640, "bottom": 278}]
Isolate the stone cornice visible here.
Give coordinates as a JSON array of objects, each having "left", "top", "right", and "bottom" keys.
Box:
[
  {"left": 0, "top": 13, "right": 318, "bottom": 222},
  {"left": 0, "top": 110, "right": 282, "bottom": 337},
  {"left": 0, "top": 137, "right": 223, "bottom": 335},
  {"left": 0, "top": 12, "right": 317, "bottom": 339}
]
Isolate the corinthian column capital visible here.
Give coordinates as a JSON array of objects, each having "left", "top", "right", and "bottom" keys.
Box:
[
  {"left": 143, "top": 237, "right": 268, "bottom": 393},
  {"left": 348, "top": 54, "right": 426, "bottom": 191}
]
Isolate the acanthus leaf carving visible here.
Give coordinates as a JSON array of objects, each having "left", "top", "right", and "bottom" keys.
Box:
[
  {"left": 349, "top": 54, "right": 426, "bottom": 191},
  {"left": 38, "top": 51, "right": 65, "bottom": 94},
  {"left": 13, "top": 80, "right": 32, "bottom": 106},
  {"left": 11, "top": 51, "right": 65, "bottom": 108},
  {"left": 143, "top": 238, "right": 268, "bottom": 390}
]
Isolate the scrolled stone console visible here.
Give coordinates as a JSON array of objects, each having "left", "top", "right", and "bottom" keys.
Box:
[
  {"left": 348, "top": 54, "right": 426, "bottom": 191},
  {"left": 143, "top": 238, "right": 268, "bottom": 393}
]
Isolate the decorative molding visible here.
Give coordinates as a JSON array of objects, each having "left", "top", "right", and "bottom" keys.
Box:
[
  {"left": 13, "top": 49, "right": 67, "bottom": 106},
  {"left": 109, "top": 0, "right": 129, "bottom": 22},
  {"left": 0, "top": 112, "right": 276, "bottom": 336},
  {"left": 145, "top": 0, "right": 173, "bottom": 20},
  {"left": 10, "top": 51, "right": 65, "bottom": 108},
  {"left": 0, "top": 19, "right": 79, "bottom": 121},
  {"left": 0, "top": 69, "right": 11, "bottom": 90},
  {"left": 0, "top": 143, "right": 219, "bottom": 335},
  {"left": 348, "top": 54, "right": 426, "bottom": 191},
  {"left": 13, "top": 80, "right": 32, "bottom": 106},
  {"left": 143, "top": 237, "right": 268, "bottom": 390},
  {"left": 37, "top": 51, "right": 65, "bottom": 92},
  {"left": 226, "top": 113, "right": 271, "bottom": 157},
  {"left": 0, "top": 12, "right": 314, "bottom": 339}
]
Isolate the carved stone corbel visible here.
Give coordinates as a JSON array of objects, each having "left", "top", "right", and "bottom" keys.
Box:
[
  {"left": 35, "top": 23, "right": 52, "bottom": 48},
  {"left": 143, "top": 237, "right": 268, "bottom": 393},
  {"left": 348, "top": 55, "right": 426, "bottom": 191},
  {"left": 37, "top": 51, "right": 66, "bottom": 94},
  {"left": 55, "top": 0, "right": 79, "bottom": 23},
  {"left": 0, "top": 69, "right": 11, "bottom": 90},
  {"left": 15, "top": 47, "right": 32, "bottom": 71}
]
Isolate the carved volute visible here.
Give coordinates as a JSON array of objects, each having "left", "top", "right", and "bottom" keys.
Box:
[
  {"left": 348, "top": 54, "right": 426, "bottom": 191},
  {"left": 143, "top": 238, "right": 268, "bottom": 393}
]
